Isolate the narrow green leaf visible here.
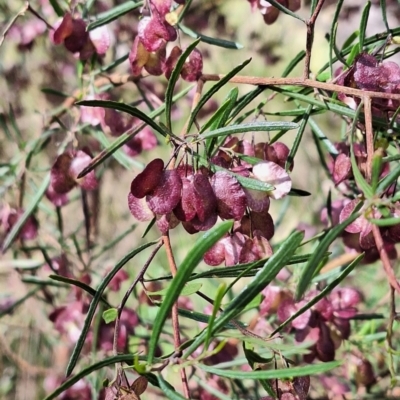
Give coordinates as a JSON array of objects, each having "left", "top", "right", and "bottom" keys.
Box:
[
  {"left": 165, "top": 39, "right": 200, "bottom": 131},
  {"left": 282, "top": 50, "right": 306, "bottom": 77},
  {"left": 74, "top": 85, "right": 193, "bottom": 178},
  {"left": 0, "top": 259, "right": 43, "bottom": 269},
  {"left": 262, "top": 0, "right": 305, "bottom": 23},
  {"left": 309, "top": 118, "right": 338, "bottom": 156},
  {"left": 329, "top": 0, "right": 345, "bottom": 77},
  {"left": 198, "top": 121, "right": 298, "bottom": 140},
  {"left": 286, "top": 105, "right": 311, "bottom": 170},
  {"left": 288, "top": 188, "right": 311, "bottom": 196},
  {"left": 87, "top": 1, "right": 143, "bottom": 31},
  {"left": 177, "top": 308, "right": 245, "bottom": 329},
  {"left": 272, "top": 254, "right": 364, "bottom": 336},
  {"left": 187, "top": 59, "right": 252, "bottom": 131},
  {"left": 369, "top": 217, "right": 400, "bottom": 227},
  {"left": 48, "top": 0, "right": 64, "bottom": 16},
  {"left": 21, "top": 276, "right": 67, "bottom": 287},
  {"left": 41, "top": 88, "right": 69, "bottom": 98},
  {"left": 183, "top": 231, "right": 304, "bottom": 358},
  {"left": 342, "top": 30, "right": 359, "bottom": 50},
  {"left": 49, "top": 274, "right": 112, "bottom": 308},
  {"left": 295, "top": 204, "right": 362, "bottom": 300},
  {"left": 198, "top": 361, "right": 341, "bottom": 380},
  {"left": 349, "top": 103, "right": 373, "bottom": 198},
  {"left": 103, "top": 308, "right": 118, "bottom": 324},
  {"left": 44, "top": 354, "right": 152, "bottom": 400},
  {"left": 157, "top": 374, "right": 187, "bottom": 400},
  {"left": 146, "top": 253, "right": 320, "bottom": 282},
  {"left": 2, "top": 174, "right": 50, "bottom": 253},
  {"left": 316, "top": 26, "right": 400, "bottom": 76},
  {"left": 230, "top": 86, "right": 266, "bottom": 121},
  {"left": 201, "top": 89, "right": 238, "bottom": 134},
  {"left": 380, "top": 0, "right": 390, "bottom": 32},
  {"left": 92, "top": 53, "right": 129, "bottom": 75},
  {"left": 376, "top": 163, "right": 400, "bottom": 194},
  {"left": 195, "top": 156, "right": 274, "bottom": 192},
  {"left": 147, "top": 221, "right": 233, "bottom": 364},
  {"left": 346, "top": 43, "right": 361, "bottom": 67},
  {"left": 371, "top": 150, "right": 383, "bottom": 193},
  {"left": 204, "top": 88, "right": 239, "bottom": 157},
  {"left": 359, "top": 1, "right": 371, "bottom": 51},
  {"left": 205, "top": 283, "right": 227, "bottom": 350},
  {"left": 66, "top": 241, "right": 158, "bottom": 376},
  {"left": 92, "top": 129, "right": 141, "bottom": 170},
  {"left": 76, "top": 100, "right": 168, "bottom": 139},
  {"left": 179, "top": 24, "right": 243, "bottom": 49}
]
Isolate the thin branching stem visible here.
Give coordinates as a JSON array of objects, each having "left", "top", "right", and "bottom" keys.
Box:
[
  {"left": 162, "top": 232, "right": 190, "bottom": 399},
  {"left": 304, "top": 0, "right": 326, "bottom": 79}
]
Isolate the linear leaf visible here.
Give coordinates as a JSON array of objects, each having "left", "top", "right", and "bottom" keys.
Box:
[
  {"left": 177, "top": 308, "right": 245, "bottom": 329},
  {"left": 198, "top": 361, "right": 341, "bottom": 380},
  {"left": 179, "top": 24, "right": 243, "bottom": 49},
  {"left": 187, "top": 59, "right": 252, "bottom": 131},
  {"left": 376, "top": 163, "right": 400, "bottom": 194},
  {"left": 48, "top": 0, "right": 64, "bottom": 16},
  {"left": 183, "top": 231, "right": 304, "bottom": 358},
  {"left": 349, "top": 103, "right": 373, "bottom": 198},
  {"left": 309, "top": 118, "right": 338, "bottom": 156},
  {"left": 288, "top": 188, "right": 311, "bottom": 196},
  {"left": 295, "top": 204, "right": 362, "bottom": 300},
  {"left": 263, "top": 0, "right": 305, "bottom": 22},
  {"left": 87, "top": 1, "right": 143, "bottom": 31},
  {"left": 76, "top": 100, "right": 168, "bottom": 138},
  {"left": 272, "top": 254, "right": 364, "bottom": 336},
  {"left": 195, "top": 156, "right": 274, "bottom": 192},
  {"left": 146, "top": 253, "right": 321, "bottom": 282},
  {"left": 157, "top": 374, "right": 187, "bottom": 400},
  {"left": 66, "top": 241, "right": 158, "bottom": 376},
  {"left": 198, "top": 121, "right": 298, "bottom": 140},
  {"left": 165, "top": 39, "right": 200, "bottom": 131},
  {"left": 359, "top": 1, "right": 371, "bottom": 51},
  {"left": 49, "top": 274, "right": 112, "bottom": 308},
  {"left": 286, "top": 105, "right": 311, "bottom": 170},
  {"left": 74, "top": 85, "right": 193, "bottom": 178},
  {"left": 147, "top": 221, "right": 233, "bottom": 364},
  {"left": 369, "top": 217, "right": 400, "bottom": 227}
]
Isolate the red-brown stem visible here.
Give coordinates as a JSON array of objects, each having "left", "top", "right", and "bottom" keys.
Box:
[
  {"left": 363, "top": 95, "right": 374, "bottom": 182},
  {"left": 304, "top": 0, "right": 326, "bottom": 79},
  {"left": 363, "top": 95, "right": 400, "bottom": 295},
  {"left": 371, "top": 225, "right": 400, "bottom": 295},
  {"left": 180, "top": 78, "right": 205, "bottom": 137},
  {"left": 162, "top": 232, "right": 190, "bottom": 398},
  {"left": 199, "top": 75, "right": 400, "bottom": 101},
  {"left": 0, "top": 2, "right": 29, "bottom": 47}
]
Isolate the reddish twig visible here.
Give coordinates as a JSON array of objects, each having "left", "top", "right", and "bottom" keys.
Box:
[
  {"left": 304, "top": 0, "right": 326, "bottom": 79},
  {"left": 200, "top": 75, "right": 400, "bottom": 102},
  {"left": 371, "top": 224, "right": 400, "bottom": 295},
  {"left": 162, "top": 232, "right": 190, "bottom": 399},
  {"left": 363, "top": 95, "right": 374, "bottom": 182}
]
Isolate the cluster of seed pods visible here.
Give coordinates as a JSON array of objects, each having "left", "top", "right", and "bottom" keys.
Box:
[{"left": 128, "top": 138, "right": 293, "bottom": 266}]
